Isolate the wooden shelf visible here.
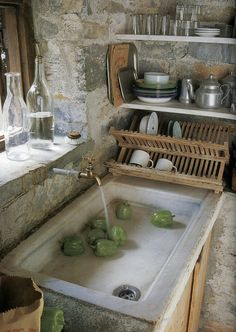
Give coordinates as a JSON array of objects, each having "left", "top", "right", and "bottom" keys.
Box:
[
  {"left": 116, "top": 34, "right": 236, "bottom": 45},
  {"left": 120, "top": 99, "right": 236, "bottom": 120}
]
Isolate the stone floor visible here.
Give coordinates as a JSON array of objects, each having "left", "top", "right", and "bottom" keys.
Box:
[{"left": 199, "top": 192, "right": 236, "bottom": 332}]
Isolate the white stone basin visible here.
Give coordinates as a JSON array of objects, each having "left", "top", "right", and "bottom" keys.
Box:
[{"left": 0, "top": 175, "right": 222, "bottom": 326}]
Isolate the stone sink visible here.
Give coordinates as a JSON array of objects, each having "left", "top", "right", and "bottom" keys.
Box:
[{"left": 0, "top": 175, "right": 222, "bottom": 331}]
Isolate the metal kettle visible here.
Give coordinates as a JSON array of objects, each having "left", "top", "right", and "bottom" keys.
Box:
[
  {"left": 220, "top": 72, "right": 236, "bottom": 108},
  {"left": 187, "top": 74, "right": 229, "bottom": 109},
  {"left": 179, "top": 78, "right": 194, "bottom": 104}
]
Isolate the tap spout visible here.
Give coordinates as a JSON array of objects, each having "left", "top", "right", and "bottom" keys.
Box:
[{"left": 78, "top": 171, "right": 102, "bottom": 186}]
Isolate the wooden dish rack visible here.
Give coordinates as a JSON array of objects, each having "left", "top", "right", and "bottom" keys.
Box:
[{"left": 106, "top": 115, "right": 231, "bottom": 193}]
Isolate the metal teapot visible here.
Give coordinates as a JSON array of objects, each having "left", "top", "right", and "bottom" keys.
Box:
[
  {"left": 220, "top": 72, "right": 236, "bottom": 108},
  {"left": 187, "top": 74, "right": 229, "bottom": 109}
]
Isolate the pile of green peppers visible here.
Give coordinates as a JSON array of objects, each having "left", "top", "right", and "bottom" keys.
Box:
[{"left": 87, "top": 218, "right": 127, "bottom": 256}]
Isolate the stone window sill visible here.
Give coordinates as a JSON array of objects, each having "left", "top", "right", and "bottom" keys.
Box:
[{"left": 0, "top": 136, "right": 88, "bottom": 189}]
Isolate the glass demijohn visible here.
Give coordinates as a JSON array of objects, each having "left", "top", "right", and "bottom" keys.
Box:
[
  {"left": 26, "top": 55, "right": 54, "bottom": 149},
  {"left": 2, "top": 72, "right": 30, "bottom": 161}
]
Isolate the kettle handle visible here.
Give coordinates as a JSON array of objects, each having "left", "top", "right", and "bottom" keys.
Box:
[
  {"left": 186, "top": 82, "right": 195, "bottom": 100},
  {"left": 220, "top": 84, "right": 230, "bottom": 105}
]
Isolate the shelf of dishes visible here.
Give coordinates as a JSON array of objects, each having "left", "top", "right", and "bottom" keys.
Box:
[
  {"left": 106, "top": 114, "right": 230, "bottom": 193},
  {"left": 115, "top": 34, "right": 236, "bottom": 45},
  {"left": 118, "top": 71, "right": 236, "bottom": 120},
  {"left": 121, "top": 99, "right": 236, "bottom": 120}
]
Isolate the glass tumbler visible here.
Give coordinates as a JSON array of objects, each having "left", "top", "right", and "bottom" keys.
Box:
[{"left": 160, "top": 15, "right": 170, "bottom": 35}]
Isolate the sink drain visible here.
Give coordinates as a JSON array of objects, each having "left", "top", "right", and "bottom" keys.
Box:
[{"left": 113, "top": 285, "right": 141, "bottom": 301}]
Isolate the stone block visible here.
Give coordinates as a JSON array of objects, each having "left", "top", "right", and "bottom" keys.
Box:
[
  {"left": 85, "top": 45, "right": 107, "bottom": 91},
  {"left": 36, "top": 18, "right": 59, "bottom": 39},
  {"left": 83, "top": 22, "right": 108, "bottom": 40},
  {"left": 189, "top": 44, "right": 236, "bottom": 64},
  {"left": 91, "top": 0, "right": 126, "bottom": 14},
  {"left": 138, "top": 42, "right": 176, "bottom": 61}
]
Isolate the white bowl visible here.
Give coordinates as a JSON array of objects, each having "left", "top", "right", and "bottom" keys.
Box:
[
  {"left": 144, "top": 72, "right": 169, "bottom": 85},
  {"left": 137, "top": 96, "right": 172, "bottom": 104}
]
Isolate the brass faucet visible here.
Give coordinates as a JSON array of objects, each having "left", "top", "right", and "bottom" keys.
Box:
[
  {"left": 78, "top": 156, "right": 102, "bottom": 186},
  {"left": 53, "top": 156, "right": 102, "bottom": 186}
]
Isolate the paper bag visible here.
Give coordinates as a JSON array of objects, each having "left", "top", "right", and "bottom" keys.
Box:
[{"left": 0, "top": 276, "right": 44, "bottom": 332}]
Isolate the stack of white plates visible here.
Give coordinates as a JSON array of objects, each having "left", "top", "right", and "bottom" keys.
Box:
[{"left": 194, "top": 27, "right": 220, "bottom": 37}]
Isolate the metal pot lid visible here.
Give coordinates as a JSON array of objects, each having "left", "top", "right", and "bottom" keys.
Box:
[
  {"left": 200, "top": 74, "right": 220, "bottom": 90},
  {"left": 221, "top": 72, "right": 236, "bottom": 87}
]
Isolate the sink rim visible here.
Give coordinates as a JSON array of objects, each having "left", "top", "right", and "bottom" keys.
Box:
[{"left": 0, "top": 175, "right": 223, "bottom": 324}]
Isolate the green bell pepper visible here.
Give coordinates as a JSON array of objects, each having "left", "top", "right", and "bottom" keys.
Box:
[
  {"left": 151, "top": 210, "right": 174, "bottom": 228},
  {"left": 90, "top": 217, "right": 107, "bottom": 231},
  {"left": 87, "top": 228, "right": 106, "bottom": 246},
  {"left": 115, "top": 201, "right": 132, "bottom": 220},
  {"left": 41, "top": 307, "right": 64, "bottom": 332},
  {"left": 110, "top": 225, "right": 127, "bottom": 246},
  {"left": 94, "top": 239, "right": 118, "bottom": 257},
  {"left": 62, "top": 236, "right": 85, "bottom": 256}
]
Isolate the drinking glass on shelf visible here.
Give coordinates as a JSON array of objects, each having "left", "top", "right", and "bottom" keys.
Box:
[
  {"left": 148, "top": 14, "right": 155, "bottom": 35},
  {"left": 160, "top": 15, "right": 170, "bottom": 35},
  {"left": 182, "top": 20, "right": 191, "bottom": 36},
  {"left": 142, "top": 14, "right": 154, "bottom": 35},
  {"left": 176, "top": 4, "right": 184, "bottom": 20},
  {"left": 154, "top": 14, "right": 162, "bottom": 34},
  {"left": 131, "top": 15, "right": 139, "bottom": 34},
  {"left": 169, "top": 19, "right": 178, "bottom": 35}
]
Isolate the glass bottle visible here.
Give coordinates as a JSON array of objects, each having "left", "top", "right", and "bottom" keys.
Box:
[
  {"left": 26, "top": 55, "right": 54, "bottom": 149},
  {"left": 2, "top": 72, "right": 30, "bottom": 161}
]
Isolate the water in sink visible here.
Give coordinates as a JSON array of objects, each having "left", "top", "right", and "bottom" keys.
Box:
[{"left": 40, "top": 199, "right": 191, "bottom": 299}]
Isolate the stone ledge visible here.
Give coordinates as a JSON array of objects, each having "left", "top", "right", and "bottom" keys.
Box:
[{"left": 0, "top": 137, "right": 94, "bottom": 208}]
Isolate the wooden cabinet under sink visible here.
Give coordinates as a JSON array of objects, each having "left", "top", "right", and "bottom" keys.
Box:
[{"left": 165, "top": 232, "right": 212, "bottom": 332}]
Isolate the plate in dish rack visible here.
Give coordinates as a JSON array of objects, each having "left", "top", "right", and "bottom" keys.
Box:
[
  {"left": 172, "top": 121, "right": 182, "bottom": 138},
  {"left": 146, "top": 112, "right": 158, "bottom": 135}
]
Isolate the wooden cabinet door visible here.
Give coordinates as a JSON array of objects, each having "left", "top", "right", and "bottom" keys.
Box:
[
  {"left": 165, "top": 272, "right": 193, "bottom": 332},
  {"left": 187, "top": 232, "right": 212, "bottom": 332}
]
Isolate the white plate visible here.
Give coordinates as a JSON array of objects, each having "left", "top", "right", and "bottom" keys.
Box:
[
  {"left": 195, "top": 32, "right": 220, "bottom": 37},
  {"left": 167, "top": 120, "right": 174, "bottom": 136},
  {"left": 172, "top": 121, "right": 182, "bottom": 138},
  {"left": 139, "top": 115, "right": 149, "bottom": 133},
  {"left": 195, "top": 30, "right": 220, "bottom": 33},
  {"left": 146, "top": 112, "right": 158, "bottom": 135},
  {"left": 195, "top": 27, "right": 220, "bottom": 31},
  {"left": 137, "top": 96, "right": 172, "bottom": 104},
  {"left": 195, "top": 28, "right": 220, "bottom": 32}
]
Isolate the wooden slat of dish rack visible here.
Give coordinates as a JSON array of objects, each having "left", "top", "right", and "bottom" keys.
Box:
[
  {"left": 107, "top": 118, "right": 230, "bottom": 193},
  {"left": 110, "top": 129, "right": 228, "bottom": 161}
]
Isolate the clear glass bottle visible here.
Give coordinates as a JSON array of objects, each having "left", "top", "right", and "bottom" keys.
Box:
[
  {"left": 2, "top": 72, "right": 30, "bottom": 161},
  {"left": 26, "top": 55, "right": 54, "bottom": 149}
]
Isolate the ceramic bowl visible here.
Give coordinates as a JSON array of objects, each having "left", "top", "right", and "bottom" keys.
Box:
[
  {"left": 144, "top": 72, "right": 170, "bottom": 85},
  {"left": 137, "top": 96, "right": 173, "bottom": 104}
]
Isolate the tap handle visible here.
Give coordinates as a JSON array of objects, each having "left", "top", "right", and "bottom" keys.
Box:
[{"left": 83, "top": 155, "right": 95, "bottom": 170}]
